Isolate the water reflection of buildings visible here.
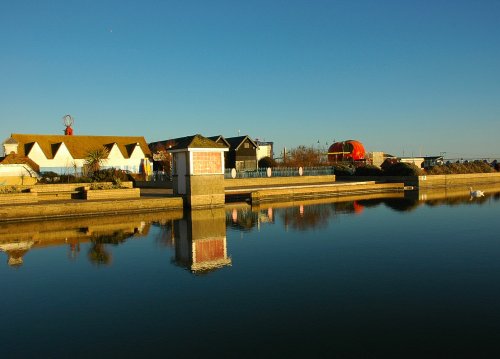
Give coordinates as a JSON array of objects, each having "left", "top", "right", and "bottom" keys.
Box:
[
  {"left": 406, "top": 184, "right": 500, "bottom": 207},
  {"left": 174, "top": 208, "right": 232, "bottom": 274},
  {"left": 0, "top": 211, "right": 182, "bottom": 267},
  {"left": 227, "top": 193, "right": 405, "bottom": 232},
  {"left": 224, "top": 188, "right": 500, "bottom": 234}
]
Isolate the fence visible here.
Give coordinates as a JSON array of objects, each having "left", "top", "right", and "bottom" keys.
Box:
[
  {"left": 224, "top": 166, "right": 335, "bottom": 179},
  {"left": 149, "top": 171, "right": 171, "bottom": 182}
]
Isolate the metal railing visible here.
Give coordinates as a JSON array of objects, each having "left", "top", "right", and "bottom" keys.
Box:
[
  {"left": 224, "top": 166, "right": 335, "bottom": 179},
  {"left": 150, "top": 171, "right": 171, "bottom": 182}
]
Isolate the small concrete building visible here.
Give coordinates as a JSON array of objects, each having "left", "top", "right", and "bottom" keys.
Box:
[
  {"left": 2, "top": 134, "right": 152, "bottom": 175},
  {"left": 174, "top": 208, "right": 231, "bottom": 274},
  {"left": 168, "top": 134, "right": 228, "bottom": 208}
]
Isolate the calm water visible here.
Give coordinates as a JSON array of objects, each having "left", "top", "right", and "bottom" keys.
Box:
[{"left": 2, "top": 190, "right": 500, "bottom": 358}]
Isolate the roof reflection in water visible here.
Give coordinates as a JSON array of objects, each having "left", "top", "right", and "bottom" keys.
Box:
[
  {"left": 2, "top": 186, "right": 499, "bottom": 269},
  {"left": 174, "top": 207, "right": 232, "bottom": 274},
  {"left": 0, "top": 210, "right": 183, "bottom": 267}
]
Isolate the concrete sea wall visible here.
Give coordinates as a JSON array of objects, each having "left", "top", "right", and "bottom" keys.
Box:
[
  {"left": 0, "top": 197, "right": 184, "bottom": 222},
  {"left": 251, "top": 182, "right": 404, "bottom": 204},
  {"left": 338, "top": 172, "right": 500, "bottom": 188},
  {"left": 225, "top": 175, "right": 336, "bottom": 188}
]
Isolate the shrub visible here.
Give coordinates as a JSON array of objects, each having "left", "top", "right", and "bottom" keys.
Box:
[
  {"left": 355, "top": 164, "right": 383, "bottom": 176},
  {"left": 493, "top": 160, "right": 500, "bottom": 172},
  {"left": 89, "top": 183, "right": 122, "bottom": 190},
  {"left": 91, "top": 168, "right": 132, "bottom": 183},
  {"left": 258, "top": 156, "right": 277, "bottom": 168},
  {"left": 381, "top": 158, "right": 399, "bottom": 171},
  {"left": 332, "top": 163, "right": 355, "bottom": 176},
  {"left": 0, "top": 186, "right": 22, "bottom": 194},
  {"left": 39, "top": 171, "right": 60, "bottom": 183},
  {"left": 469, "top": 161, "right": 494, "bottom": 173},
  {"left": 384, "top": 162, "right": 423, "bottom": 176},
  {"left": 427, "top": 161, "right": 495, "bottom": 175}
]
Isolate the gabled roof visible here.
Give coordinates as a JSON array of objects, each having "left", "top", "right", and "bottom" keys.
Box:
[
  {"left": 51, "top": 143, "right": 63, "bottom": 156},
  {"left": 0, "top": 153, "right": 40, "bottom": 172},
  {"left": 423, "top": 156, "right": 444, "bottom": 160},
  {"left": 207, "top": 135, "right": 230, "bottom": 148},
  {"left": 151, "top": 135, "right": 228, "bottom": 152},
  {"left": 10, "top": 134, "right": 151, "bottom": 159},
  {"left": 125, "top": 143, "right": 141, "bottom": 157},
  {"left": 3, "top": 137, "right": 18, "bottom": 145},
  {"left": 225, "top": 135, "right": 258, "bottom": 150},
  {"left": 168, "top": 134, "right": 228, "bottom": 151}
]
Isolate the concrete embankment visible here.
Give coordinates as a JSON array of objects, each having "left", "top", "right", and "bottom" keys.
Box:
[
  {"left": 250, "top": 182, "right": 404, "bottom": 204},
  {"left": 249, "top": 190, "right": 405, "bottom": 209},
  {"left": 338, "top": 172, "right": 500, "bottom": 188},
  {"left": 0, "top": 197, "right": 184, "bottom": 222},
  {"left": 1, "top": 176, "right": 404, "bottom": 221}
]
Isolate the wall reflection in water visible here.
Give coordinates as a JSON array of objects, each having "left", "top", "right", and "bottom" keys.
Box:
[
  {"left": 173, "top": 208, "right": 231, "bottom": 274},
  {"left": 0, "top": 211, "right": 182, "bottom": 267},
  {"left": 226, "top": 187, "right": 500, "bottom": 232},
  {"left": 2, "top": 186, "right": 499, "bottom": 269}
]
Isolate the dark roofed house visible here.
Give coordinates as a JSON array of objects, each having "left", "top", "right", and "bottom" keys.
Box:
[
  {"left": 150, "top": 134, "right": 259, "bottom": 171},
  {"left": 225, "top": 135, "right": 258, "bottom": 171},
  {"left": 149, "top": 135, "right": 230, "bottom": 174}
]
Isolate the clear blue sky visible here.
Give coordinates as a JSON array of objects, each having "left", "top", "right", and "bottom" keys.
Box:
[{"left": 1, "top": 0, "right": 499, "bottom": 159}]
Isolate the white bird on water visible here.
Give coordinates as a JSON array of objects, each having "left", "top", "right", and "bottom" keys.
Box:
[{"left": 469, "top": 187, "right": 485, "bottom": 198}]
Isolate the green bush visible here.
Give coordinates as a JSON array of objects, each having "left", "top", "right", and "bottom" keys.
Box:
[
  {"left": 258, "top": 156, "right": 277, "bottom": 168},
  {"left": 0, "top": 186, "right": 23, "bottom": 194},
  {"left": 91, "top": 168, "right": 132, "bottom": 183},
  {"left": 332, "top": 163, "right": 355, "bottom": 176},
  {"left": 427, "top": 161, "right": 495, "bottom": 175},
  {"left": 469, "top": 161, "right": 495, "bottom": 173},
  {"left": 384, "top": 162, "right": 423, "bottom": 176},
  {"left": 39, "top": 171, "right": 60, "bottom": 183},
  {"left": 89, "top": 183, "right": 122, "bottom": 190},
  {"left": 355, "top": 164, "right": 383, "bottom": 176}
]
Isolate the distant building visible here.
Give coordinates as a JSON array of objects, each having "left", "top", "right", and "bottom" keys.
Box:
[
  {"left": 400, "top": 157, "right": 425, "bottom": 168},
  {"left": 366, "top": 151, "right": 385, "bottom": 167},
  {"left": 255, "top": 139, "right": 274, "bottom": 161},
  {"left": 225, "top": 135, "right": 258, "bottom": 171},
  {"left": 2, "top": 134, "right": 151, "bottom": 175},
  {"left": 149, "top": 135, "right": 230, "bottom": 174},
  {"left": 399, "top": 156, "right": 444, "bottom": 169},
  {"left": 0, "top": 153, "right": 40, "bottom": 185},
  {"left": 150, "top": 134, "right": 261, "bottom": 171},
  {"left": 423, "top": 156, "right": 444, "bottom": 168}
]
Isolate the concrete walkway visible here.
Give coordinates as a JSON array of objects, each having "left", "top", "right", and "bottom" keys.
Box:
[{"left": 1, "top": 181, "right": 404, "bottom": 222}]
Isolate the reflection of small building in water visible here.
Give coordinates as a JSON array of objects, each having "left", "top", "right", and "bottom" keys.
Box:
[
  {"left": 174, "top": 208, "right": 231, "bottom": 274},
  {"left": 0, "top": 241, "right": 34, "bottom": 266}
]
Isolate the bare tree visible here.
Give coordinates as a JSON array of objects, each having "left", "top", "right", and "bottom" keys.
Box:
[{"left": 286, "top": 145, "right": 323, "bottom": 167}]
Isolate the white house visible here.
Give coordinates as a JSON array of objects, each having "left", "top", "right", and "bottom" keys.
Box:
[
  {"left": 0, "top": 153, "right": 40, "bottom": 185},
  {"left": 2, "top": 134, "right": 152, "bottom": 175}
]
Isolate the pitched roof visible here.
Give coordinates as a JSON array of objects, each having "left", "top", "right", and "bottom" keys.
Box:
[
  {"left": 207, "top": 135, "right": 230, "bottom": 148},
  {"left": 151, "top": 135, "right": 228, "bottom": 152},
  {"left": 10, "top": 134, "right": 151, "bottom": 159},
  {"left": 225, "top": 135, "right": 258, "bottom": 150},
  {"left": 168, "top": 134, "right": 227, "bottom": 151},
  {"left": 0, "top": 153, "right": 40, "bottom": 172},
  {"left": 3, "top": 137, "right": 18, "bottom": 145}
]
